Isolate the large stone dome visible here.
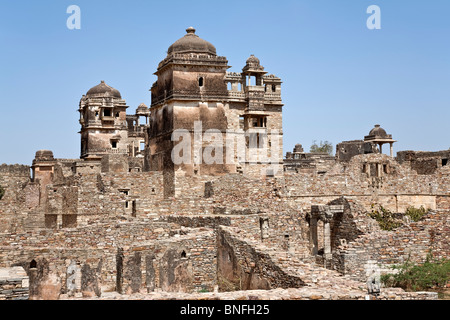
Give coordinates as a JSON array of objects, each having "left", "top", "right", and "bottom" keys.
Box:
[
  {"left": 86, "top": 81, "right": 122, "bottom": 99},
  {"left": 167, "top": 27, "right": 216, "bottom": 56}
]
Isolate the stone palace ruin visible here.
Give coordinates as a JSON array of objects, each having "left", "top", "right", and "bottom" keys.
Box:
[{"left": 0, "top": 28, "right": 448, "bottom": 300}]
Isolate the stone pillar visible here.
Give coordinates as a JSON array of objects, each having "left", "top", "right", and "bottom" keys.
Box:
[
  {"left": 322, "top": 207, "right": 335, "bottom": 268},
  {"left": 323, "top": 220, "right": 331, "bottom": 257},
  {"left": 259, "top": 217, "right": 269, "bottom": 240},
  {"left": 390, "top": 142, "right": 393, "bottom": 157},
  {"left": 310, "top": 216, "right": 318, "bottom": 255}
]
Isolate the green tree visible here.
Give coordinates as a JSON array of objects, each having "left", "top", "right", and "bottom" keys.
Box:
[{"left": 310, "top": 140, "right": 333, "bottom": 156}]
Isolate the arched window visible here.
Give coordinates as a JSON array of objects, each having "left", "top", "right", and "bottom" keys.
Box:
[
  {"left": 30, "top": 259, "right": 37, "bottom": 269},
  {"left": 198, "top": 77, "right": 204, "bottom": 87}
]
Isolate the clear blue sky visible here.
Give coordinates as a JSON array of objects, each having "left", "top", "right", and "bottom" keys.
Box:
[{"left": 1, "top": 0, "right": 449, "bottom": 165}]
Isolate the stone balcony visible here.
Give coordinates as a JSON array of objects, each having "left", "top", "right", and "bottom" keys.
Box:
[{"left": 227, "top": 89, "right": 281, "bottom": 102}]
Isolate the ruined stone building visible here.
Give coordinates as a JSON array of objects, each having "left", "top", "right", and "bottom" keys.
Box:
[
  {"left": 0, "top": 28, "right": 448, "bottom": 300},
  {"left": 284, "top": 143, "right": 335, "bottom": 174}
]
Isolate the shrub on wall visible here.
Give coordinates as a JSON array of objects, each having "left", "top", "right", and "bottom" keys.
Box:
[
  {"left": 381, "top": 253, "right": 450, "bottom": 293},
  {"left": 368, "top": 205, "right": 402, "bottom": 231},
  {"left": 405, "top": 206, "right": 429, "bottom": 222}
]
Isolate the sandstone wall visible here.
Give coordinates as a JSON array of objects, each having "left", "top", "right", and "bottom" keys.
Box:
[
  {"left": 0, "top": 164, "right": 34, "bottom": 233},
  {"left": 333, "top": 211, "right": 450, "bottom": 281},
  {"left": 0, "top": 219, "right": 218, "bottom": 298},
  {"left": 283, "top": 154, "right": 450, "bottom": 212},
  {"left": 0, "top": 267, "right": 29, "bottom": 300},
  {"left": 217, "top": 226, "right": 305, "bottom": 291}
]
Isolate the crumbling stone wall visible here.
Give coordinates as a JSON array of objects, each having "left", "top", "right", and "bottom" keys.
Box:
[
  {"left": 217, "top": 226, "right": 306, "bottom": 291},
  {"left": 43, "top": 170, "right": 164, "bottom": 227},
  {"left": 117, "top": 228, "right": 217, "bottom": 294},
  {"left": 0, "top": 218, "right": 217, "bottom": 298},
  {"left": 0, "top": 164, "right": 34, "bottom": 233},
  {"left": 326, "top": 198, "right": 381, "bottom": 252},
  {"left": 284, "top": 154, "right": 450, "bottom": 213},
  {"left": 0, "top": 267, "right": 29, "bottom": 300},
  {"left": 333, "top": 211, "right": 450, "bottom": 282},
  {"left": 335, "top": 140, "right": 377, "bottom": 162},
  {"left": 397, "top": 150, "right": 450, "bottom": 175}
]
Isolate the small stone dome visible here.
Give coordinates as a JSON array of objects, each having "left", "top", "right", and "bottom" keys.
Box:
[
  {"left": 293, "top": 144, "right": 304, "bottom": 153},
  {"left": 246, "top": 54, "right": 260, "bottom": 65},
  {"left": 167, "top": 27, "right": 216, "bottom": 56},
  {"left": 136, "top": 103, "right": 149, "bottom": 115},
  {"left": 368, "top": 124, "right": 388, "bottom": 138},
  {"left": 243, "top": 54, "right": 265, "bottom": 73},
  {"left": 86, "top": 81, "right": 122, "bottom": 99}
]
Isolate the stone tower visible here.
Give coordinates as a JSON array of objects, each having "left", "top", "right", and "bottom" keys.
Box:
[
  {"left": 147, "top": 27, "right": 284, "bottom": 188},
  {"left": 148, "top": 27, "right": 231, "bottom": 177},
  {"left": 78, "top": 81, "right": 129, "bottom": 161},
  {"left": 224, "top": 55, "right": 284, "bottom": 176}
]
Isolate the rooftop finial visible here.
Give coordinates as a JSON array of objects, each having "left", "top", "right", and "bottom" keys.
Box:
[{"left": 186, "top": 27, "right": 196, "bottom": 34}]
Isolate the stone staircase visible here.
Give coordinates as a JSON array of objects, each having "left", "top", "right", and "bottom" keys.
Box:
[{"left": 222, "top": 225, "right": 367, "bottom": 293}]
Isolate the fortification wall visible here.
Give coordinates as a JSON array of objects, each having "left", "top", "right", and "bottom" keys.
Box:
[{"left": 283, "top": 154, "right": 450, "bottom": 212}]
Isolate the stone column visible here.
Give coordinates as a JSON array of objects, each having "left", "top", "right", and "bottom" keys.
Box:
[
  {"left": 390, "top": 142, "right": 393, "bottom": 157},
  {"left": 323, "top": 220, "right": 331, "bottom": 257},
  {"left": 259, "top": 217, "right": 270, "bottom": 240},
  {"left": 310, "top": 216, "right": 318, "bottom": 255},
  {"left": 322, "top": 208, "right": 334, "bottom": 268}
]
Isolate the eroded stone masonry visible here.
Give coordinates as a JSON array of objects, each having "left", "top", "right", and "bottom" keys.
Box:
[{"left": 0, "top": 28, "right": 448, "bottom": 300}]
